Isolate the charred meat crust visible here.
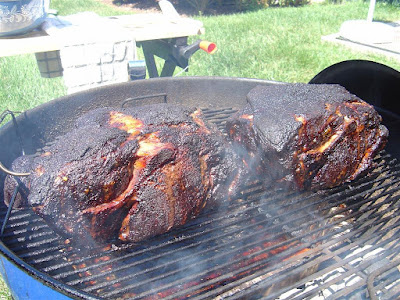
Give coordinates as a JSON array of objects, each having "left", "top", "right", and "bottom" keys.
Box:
[
  {"left": 226, "top": 83, "right": 389, "bottom": 190},
  {"left": 5, "top": 103, "right": 240, "bottom": 245}
]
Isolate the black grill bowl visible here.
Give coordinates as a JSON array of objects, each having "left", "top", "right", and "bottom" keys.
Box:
[{"left": 0, "top": 76, "right": 400, "bottom": 300}]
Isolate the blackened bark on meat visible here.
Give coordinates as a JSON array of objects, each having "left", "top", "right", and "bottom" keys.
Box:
[
  {"left": 4, "top": 104, "right": 240, "bottom": 246},
  {"left": 226, "top": 83, "right": 389, "bottom": 190}
]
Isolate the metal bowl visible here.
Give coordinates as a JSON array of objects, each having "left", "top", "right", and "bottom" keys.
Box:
[{"left": 0, "top": 0, "right": 49, "bottom": 37}]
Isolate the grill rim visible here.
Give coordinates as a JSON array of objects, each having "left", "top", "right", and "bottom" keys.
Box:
[{"left": 0, "top": 75, "right": 399, "bottom": 300}]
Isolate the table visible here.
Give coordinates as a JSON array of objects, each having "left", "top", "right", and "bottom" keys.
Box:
[
  {"left": 0, "top": 1, "right": 206, "bottom": 81},
  {"left": 0, "top": 13, "right": 205, "bottom": 57}
]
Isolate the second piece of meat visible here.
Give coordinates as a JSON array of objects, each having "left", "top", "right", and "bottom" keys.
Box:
[{"left": 226, "top": 83, "right": 388, "bottom": 190}]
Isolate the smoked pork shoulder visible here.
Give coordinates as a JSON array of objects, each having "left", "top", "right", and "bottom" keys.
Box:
[
  {"left": 226, "top": 83, "right": 389, "bottom": 190},
  {"left": 4, "top": 104, "right": 240, "bottom": 245}
]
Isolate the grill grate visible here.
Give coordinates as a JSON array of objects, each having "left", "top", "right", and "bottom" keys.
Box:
[{"left": 1, "top": 107, "right": 400, "bottom": 299}]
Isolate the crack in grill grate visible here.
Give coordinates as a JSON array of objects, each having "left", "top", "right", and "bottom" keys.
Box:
[{"left": 1, "top": 107, "right": 400, "bottom": 299}]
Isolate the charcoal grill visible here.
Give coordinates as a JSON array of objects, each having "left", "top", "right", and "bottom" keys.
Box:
[{"left": 1, "top": 76, "right": 400, "bottom": 299}]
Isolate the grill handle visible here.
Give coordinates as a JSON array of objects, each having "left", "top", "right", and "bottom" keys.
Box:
[
  {"left": 0, "top": 162, "right": 30, "bottom": 177},
  {"left": 0, "top": 110, "right": 31, "bottom": 176},
  {"left": 0, "top": 110, "right": 31, "bottom": 237}
]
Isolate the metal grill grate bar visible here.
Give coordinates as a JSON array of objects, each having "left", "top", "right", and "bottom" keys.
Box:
[
  {"left": 79, "top": 169, "right": 398, "bottom": 298},
  {"left": 198, "top": 202, "right": 400, "bottom": 300},
  {"left": 231, "top": 219, "right": 400, "bottom": 299}
]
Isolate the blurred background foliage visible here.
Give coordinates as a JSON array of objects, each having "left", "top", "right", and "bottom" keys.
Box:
[{"left": 116, "top": 0, "right": 399, "bottom": 15}]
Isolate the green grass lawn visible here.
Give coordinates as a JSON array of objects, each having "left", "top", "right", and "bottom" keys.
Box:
[
  {"left": 0, "top": 0, "right": 399, "bottom": 297},
  {"left": 190, "top": 2, "right": 400, "bottom": 81}
]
